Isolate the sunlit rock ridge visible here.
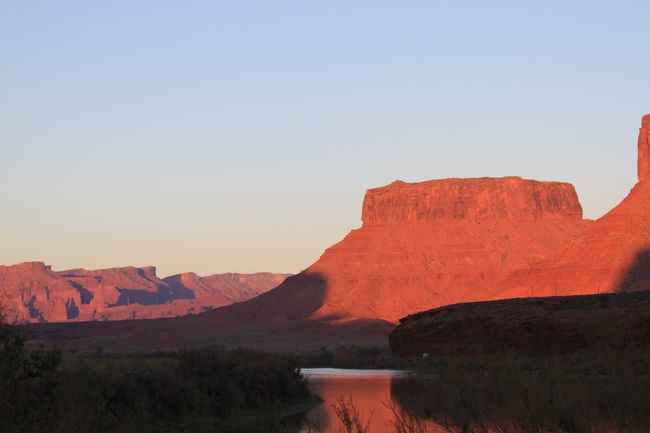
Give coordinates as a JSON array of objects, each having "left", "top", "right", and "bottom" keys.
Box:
[{"left": 0, "top": 262, "right": 289, "bottom": 323}]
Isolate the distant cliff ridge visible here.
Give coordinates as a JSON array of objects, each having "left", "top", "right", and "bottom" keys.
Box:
[{"left": 0, "top": 262, "right": 289, "bottom": 323}]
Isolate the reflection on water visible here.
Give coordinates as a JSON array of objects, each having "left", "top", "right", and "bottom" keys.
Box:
[
  {"left": 301, "top": 368, "right": 438, "bottom": 433},
  {"left": 301, "top": 367, "right": 650, "bottom": 433}
]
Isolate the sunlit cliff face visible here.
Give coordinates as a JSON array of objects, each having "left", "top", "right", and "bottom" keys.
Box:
[
  {"left": 296, "top": 176, "right": 589, "bottom": 323},
  {"left": 0, "top": 262, "right": 289, "bottom": 323}
]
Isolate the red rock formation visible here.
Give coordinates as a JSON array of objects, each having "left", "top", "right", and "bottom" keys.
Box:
[
  {"left": 163, "top": 272, "right": 289, "bottom": 308},
  {"left": 297, "top": 177, "right": 589, "bottom": 323},
  {"left": 497, "top": 115, "right": 650, "bottom": 298},
  {"left": 0, "top": 263, "right": 289, "bottom": 323},
  {"left": 362, "top": 178, "right": 583, "bottom": 224},
  {"left": 638, "top": 114, "right": 650, "bottom": 182},
  {"left": 0, "top": 262, "right": 75, "bottom": 322}
]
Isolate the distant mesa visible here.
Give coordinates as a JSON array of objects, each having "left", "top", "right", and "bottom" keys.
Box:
[{"left": 0, "top": 262, "right": 289, "bottom": 323}]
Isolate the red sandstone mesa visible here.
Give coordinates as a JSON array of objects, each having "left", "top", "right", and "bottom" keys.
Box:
[
  {"left": 0, "top": 262, "right": 288, "bottom": 323},
  {"left": 297, "top": 177, "right": 590, "bottom": 323}
]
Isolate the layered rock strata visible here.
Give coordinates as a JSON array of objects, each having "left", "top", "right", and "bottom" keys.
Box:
[{"left": 0, "top": 262, "right": 288, "bottom": 323}]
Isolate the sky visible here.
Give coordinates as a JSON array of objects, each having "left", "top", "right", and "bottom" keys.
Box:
[{"left": 1, "top": 1, "right": 649, "bottom": 277}]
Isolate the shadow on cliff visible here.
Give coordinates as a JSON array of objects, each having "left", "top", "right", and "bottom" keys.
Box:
[
  {"left": 179, "top": 271, "right": 395, "bottom": 349},
  {"left": 23, "top": 272, "right": 395, "bottom": 352},
  {"left": 617, "top": 248, "right": 650, "bottom": 292}
]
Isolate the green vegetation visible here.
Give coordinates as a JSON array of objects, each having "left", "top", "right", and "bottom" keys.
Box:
[{"left": 0, "top": 312, "right": 314, "bottom": 433}]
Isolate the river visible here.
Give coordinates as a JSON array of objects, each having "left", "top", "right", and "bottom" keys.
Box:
[
  {"left": 298, "top": 368, "right": 650, "bottom": 433},
  {"left": 300, "top": 368, "right": 441, "bottom": 433}
]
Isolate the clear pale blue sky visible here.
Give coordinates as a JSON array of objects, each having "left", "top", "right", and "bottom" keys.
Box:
[{"left": 1, "top": 1, "right": 649, "bottom": 276}]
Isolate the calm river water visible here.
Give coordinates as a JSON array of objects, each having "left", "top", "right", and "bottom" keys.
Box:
[
  {"left": 299, "top": 368, "right": 647, "bottom": 433},
  {"left": 300, "top": 368, "right": 440, "bottom": 433}
]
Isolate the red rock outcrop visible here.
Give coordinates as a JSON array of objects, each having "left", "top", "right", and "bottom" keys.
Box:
[
  {"left": 163, "top": 272, "right": 290, "bottom": 308},
  {"left": 0, "top": 262, "right": 76, "bottom": 322},
  {"left": 362, "top": 178, "right": 583, "bottom": 224},
  {"left": 0, "top": 263, "right": 289, "bottom": 323},
  {"left": 292, "top": 177, "right": 587, "bottom": 323},
  {"left": 497, "top": 115, "right": 650, "bottom": 298},
  {"left": 638, "top": 114, "right": 650, "bottom": 182}
]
